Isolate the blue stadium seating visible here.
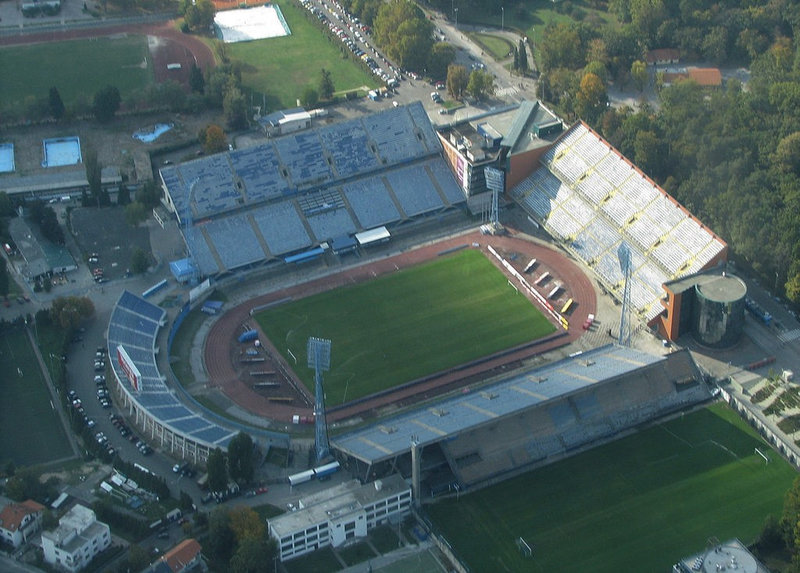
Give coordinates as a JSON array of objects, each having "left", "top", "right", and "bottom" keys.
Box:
[
  {"left": 250, "top": 202, "right": 312, "bottom": 256},
  {"left": 229, "top": 145, "right": 290, "bottom": 202},
  {"left": 342, "top": 178, "right": 401, "bottom": 228},
  {"left": 320, "top": 119, "right": 379, "bottom": 178},
  {"left": 305, "top": 208, "right": 357, "bottom": 242},
  {"left": 363, "top": 107, "right": 427, "bottom": 164},
  {"left": 428, "top": 159, "right": 466, "bottom": 206},
  {"left": 204, "top": 215, "right": 266, "bottom": 270},
  {"left": 385, "top": 164, "right": 444, "bottom": 217},
  {"left": 273, "top": 131, "right": 332, "bottom": 187}
]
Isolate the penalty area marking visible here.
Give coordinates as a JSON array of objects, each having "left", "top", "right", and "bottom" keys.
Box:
[{"left": 755, "top": 447, "right": 769, "bottom": 464}]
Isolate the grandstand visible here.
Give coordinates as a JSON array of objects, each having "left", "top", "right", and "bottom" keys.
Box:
[
  {"left": 159, "top": 103, "right": 463, "bottom": 277},
  {"left": 331, "top": 345, "right": 709, "bottom": 491},
  {"left": 510, "top": 121, "right": 727, "bottom": 323},
  {"left": 108, "top": 291, "right": 287, "bottom": 463}
]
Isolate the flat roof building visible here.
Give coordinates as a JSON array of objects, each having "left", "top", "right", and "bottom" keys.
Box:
[
  {"left": 42, "top": 505, "right": 110, "bottom": 572},
  {"left": 269, "top": 473, "right": 411, "bottom": 562}
]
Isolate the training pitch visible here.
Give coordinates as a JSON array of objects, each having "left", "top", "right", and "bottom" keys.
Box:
[
  {"left": 0, "top": 328, "right": 71, "bottom": 467},
  {"left": 426, "top": 403, "right": 796, "bottom": 572},
  {"left": 255, "top": 249, "right": 556, "bottom": 406}
]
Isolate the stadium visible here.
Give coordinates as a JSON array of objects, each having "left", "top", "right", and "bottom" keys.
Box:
[{"left": 105, "top": 98, "right": 735, "bottom": 562}]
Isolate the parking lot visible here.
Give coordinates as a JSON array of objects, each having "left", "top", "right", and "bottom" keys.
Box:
[{"left": 70, "top": 207, "right": 152, "bottom": 281}]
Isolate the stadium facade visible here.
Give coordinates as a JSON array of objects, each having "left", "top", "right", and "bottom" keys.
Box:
[{"left": 332, "top": 345, "right": 709, "bottom": 495}]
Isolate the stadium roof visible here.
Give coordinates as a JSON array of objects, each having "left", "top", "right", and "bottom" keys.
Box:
[
  {"left": 510, "top": 121, "right": 727, "bottom": 322},
  {"left": 331, "top": 345, "right": 664, "bottom": 465}
]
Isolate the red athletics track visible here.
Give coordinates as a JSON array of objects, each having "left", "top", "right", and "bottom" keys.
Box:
[
  {"left": 0, "top": 21, "right": 215, "bottom": 86},
  {"left": 203, "top": 228, "right": 596, "bottom": 424}
]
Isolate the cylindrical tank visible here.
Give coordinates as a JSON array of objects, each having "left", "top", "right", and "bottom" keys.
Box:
[{"left": 692, "top": 274, "right": 746, "bottom": 348}]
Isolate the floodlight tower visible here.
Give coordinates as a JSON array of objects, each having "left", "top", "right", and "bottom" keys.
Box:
[
  {"left": 484, "top": 166, "right": 505, "bottom": 232},
  {"left": 617, "top": 242, "right": 633, "bottom": 347},
  {"left": 308, "top": 337, "right": 332, "bottom": 462},
  {"left": 182, "top": 178, "right": 201, "bottom": 285}
]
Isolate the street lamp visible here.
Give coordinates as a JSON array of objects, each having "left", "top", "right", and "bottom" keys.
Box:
[
  {"left": 501, "top": 6, "right": 504, "bottom": 31},
  {"left": 455, "top": 7, "right": 458, "bottom": 28}
]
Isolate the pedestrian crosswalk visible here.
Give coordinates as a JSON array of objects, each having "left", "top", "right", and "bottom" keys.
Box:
[
  {"left": 495, "top": 86, "right": 519, "bottom": 97},
  {"left": 778, "top": 329, "right": 800, "bottom": 343}
]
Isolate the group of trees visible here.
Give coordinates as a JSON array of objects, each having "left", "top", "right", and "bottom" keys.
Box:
[
  {"left": 446, "top": 64, "right": 495, "bottom": 101},
  {"left": 301, "top": 68, "right": 337, "bottom": 108},
  {"left": 207, "top": 432, "right": 256, "bottom": 492},
  {"left": 27, "top": 200, "right": 65, "bottom": 245},
  {"left": 206, "top": 505, "right": 278, "bottom": 573}
]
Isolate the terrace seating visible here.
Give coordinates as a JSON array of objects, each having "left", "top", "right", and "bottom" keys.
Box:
[
  {"left": 320, "top": 119, "right": 379, "bottom": 178},
  {"left": 188, "top": 232, "right": 220, "bottom": 277},
  {"left": 576, "top": 170, "right": 614, "bottom": 205},
  {"left": 548, "top": 401, "right": 576, "bottom": 429},
  {"left": 405, "top": 101, "right": 441, "bottom": 153},
  {"left": 342, "top": 178, "right": 401, "bottom": 229},
  {"left": 601, "top": 192, "right": 637, "bottom": 227},
  {"left": 362, "top": 107, "right": 426, "bottom": 164},
  {"left": 305, "top": 207, "right": 357, "bottom": 242},
  {"left": 428, "top": 159, "right": 466, "bottom": 206},
  {"left": 178, "top": 155, "right": 240, "bottom": 218},
  {"left": 204, "top": 214, "right": 266, "bottom": 270},
  {"left": 385, "top": 164, "right": 444, "bottom": 217},
  {"left": 228, "top": 145, "right": 289, "bottom": 203},
  {"left": 595, "top": 152, "right": 634, "bottom": 188},
  {"left": 273, "top": 131, "right": 332, "bottom": 188},
  {"left": 250, "top": 201, "right": 312, "bottom": 256}
]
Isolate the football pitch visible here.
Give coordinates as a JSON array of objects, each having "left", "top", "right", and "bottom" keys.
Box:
[
  {"left": 426, "top": 403, "right": 797, "bottom": 572},
  {"left": 255, "top": 249, "right": 556, "bottom": 406},
  {"left": 0, "top": 328, "right": 72, "bottom": 467},
  {"left": 0, "top": 36, "right": 152, "bottom": 113}
]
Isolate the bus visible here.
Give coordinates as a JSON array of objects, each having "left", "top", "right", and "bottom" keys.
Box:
[{"left": 560, "top": 298, "right": 574, "bottom": 314}]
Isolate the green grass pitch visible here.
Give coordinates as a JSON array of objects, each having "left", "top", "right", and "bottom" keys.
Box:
[
  {"left": 0, "top": 36, "right": 152, "bottom": 112},
  {"left": 426, "top": 403, "right": 797, "bottom": 572},
  {"left": 228, "top": 0, "right": 378, "bottom": 109},
  {"left": 255, "top": 249, "right": 556, "bottom": 406},
  {"left": 0, "top": 328, "right": 72, "bottom": 467}
]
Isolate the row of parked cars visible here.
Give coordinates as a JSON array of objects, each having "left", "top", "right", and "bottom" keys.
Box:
[{"left": 109, "top": 413, "right": 153, "bottom": 455}]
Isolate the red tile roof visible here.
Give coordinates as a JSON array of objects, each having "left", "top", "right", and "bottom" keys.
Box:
[
  {"left": 0, "top": 500, "right": 45, "bottom": 532},
  {"left": 688, "top": 68, "right": 722, "bottom": 86},
  {"left": 161, "top": 538, "right": 202, "bottom": 573}
]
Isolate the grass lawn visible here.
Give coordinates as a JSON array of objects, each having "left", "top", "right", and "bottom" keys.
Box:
[
  {"left": 0, "top": 328, "right": 71, "bottom": 467},
  {"left": 379, "top": 550, "right": 448, "bottom": 573},
  {"left": 469, "top": 32, "right": 514, "bottom": 61},
  {"left": 284, "top": 546, "right": 342, "bottom": 573},
  {"left": 255, "top": 249, "right": 555, "bottom": 406},
  {"left": 227, "top": 0, "right": 377, "bottom": 109},
  {"left": 0, "top": 36, "right": 152, "bottom": 113},
  {"left": 427, "top": 403, "right": 797, "bottom": 572},
  {"left": 338, "top": 541, "right": 377, "bottom": 566}
]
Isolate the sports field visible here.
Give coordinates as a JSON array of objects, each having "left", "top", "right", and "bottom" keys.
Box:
[
  {"left": 255, "top": 249, "right": 555, "bottom": 406},
  {"left": 427, "top": 403, "right": 797, "bottom": 572},
  {"left": 0, "top": 328, "right": 72, "bottom": 467},
  {"left": 0, "top": 36, "right": 152, "bottom": 112},
  {"left": 227, "top": 0, "right": 377, "bottom": 108}
]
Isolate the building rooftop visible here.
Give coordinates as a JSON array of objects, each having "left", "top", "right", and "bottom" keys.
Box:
[
  {"left": 663, "top": 267, "right": 746, "bottom": 302},
  {"left": 270, "top": 474, "right": 408, "bottom": 537},
  {"left": 688, "top": 67, "right": 722, "bottom": 86},
  {"left": 0, "top": 499, "right": 44, "bottom": 532},
  {"left": 675, "top": 539, "right": 769, "bottom": 573},
  {"left": 502, "top": 100, "right": 563, "bottom": 155},
  {"left": 42, "top": 505, "right": 98, "bottom": 549},
  {"left": 156, "top": 538, "right": 202, "bottom": 573}
]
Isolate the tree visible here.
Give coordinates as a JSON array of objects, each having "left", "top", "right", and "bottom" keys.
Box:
[
  {"left": 518, "top": 38, "right": 528, "bottom": 73},
  {"left": 631, "top": 60, "right": 648, "bottom": 92},
  {"left": 467, "top": 69, "right": 495, "bottom": 101},
  {"left": 48, "top": 87, "right": 65, "bottom": 120},
  {"left": 319, "top": 68, "right": 335, "bottom": 101},
  {"left": 27, "top": 201, "right": 64, "bottom": 245},
  {"left": 0, "top": 258, "right": 8, "bottom": 297},
  {"left": 300, "top": 85, "right": 319, "bottom": 108},
  {"left": 373, "top": 1, "right": 434, "bottom": 72},
  {"left": 539, "top": 22, "right": 583, "bottom": 72},
  {"left": 92, "top": 85, "right": 121, "bottom": 123},
  {"left": 207, "top": 447, "right": 227, "bottom": 492},
  {"left": 84, "top": 148, "right": 102, "bottom": 203},
  {"left": 207, "top": 508, "right": 236, "bottom": 563},
  {"left": 229, "top": 506, "right": 265, "bottom": 543},
  {"left": 427, "top": 42, "right": 456, "bottom": 81},
  {"left": 227, "top": 432, "right": 254, "bottom": 483},
  {"left": 130, "top": 248, "right": 150, "bottom": 274},
  {"left": 49, "top": 296, "right": 95, "bottom": 330},
  {"left": 135, "top": 180, "right": 161, "bottom": 208},
  {"left": 203, "top": 124, "right": 228, "bottom": 154},
  {"left": 446, "top": 64, "right": 469, "bottom": 99},
  {"left": 230, "top": 538, "right": 275, "bottom": 573},
  {"left": 189, "top": 64, "right": 206, "bottom": 94},
  {"left": 576, "top": 72, "right": 607, "bottom": 123},
  {"left": 223, "top": 84, "right": 248, "bottom": 130},
  {"left": 117, "top": 185, "right": 131, "bottom": 206},
  {"left": 184, "top": 0, "right": 215, "bottom": 32},
  {"left": 0, "top": 192, "right": 13, "bottom": 217},
  {"left": 125, "top": 202, "right": 148, "bottom": 228}
]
